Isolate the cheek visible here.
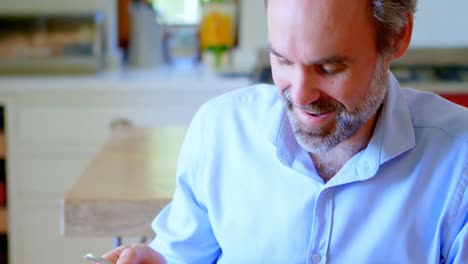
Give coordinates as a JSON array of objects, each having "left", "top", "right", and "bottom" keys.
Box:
[
  {"left": 333, "top": 75, "right": 373, "bottom": 110},
  {"left": 338, "top": 57, "right": 382, "bottom": 109}
]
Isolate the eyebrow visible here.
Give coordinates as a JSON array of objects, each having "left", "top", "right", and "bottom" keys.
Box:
[{"left": 266, "top": 42, "right": 355, "bottom": 65}]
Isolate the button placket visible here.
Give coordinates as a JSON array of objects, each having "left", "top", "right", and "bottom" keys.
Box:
[{"left": 308, "top": 189, "right": 333, "bottom": 264}]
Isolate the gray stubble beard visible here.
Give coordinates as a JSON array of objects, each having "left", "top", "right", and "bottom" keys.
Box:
[{"left": 283, "top": 56, "right": 388, "bottom": 154}]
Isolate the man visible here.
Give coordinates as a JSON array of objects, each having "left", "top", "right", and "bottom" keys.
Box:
[{"left": 103, "top": 0, "right": 467, "bottom": 263}]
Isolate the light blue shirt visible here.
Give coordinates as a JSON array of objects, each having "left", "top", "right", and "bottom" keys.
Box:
[{"left": 149, "top": 73, "right": 468, "bottom": 263}]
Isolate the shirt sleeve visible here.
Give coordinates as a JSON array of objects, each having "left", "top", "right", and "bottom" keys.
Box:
[{"left": 148, "top": 106, "right": 220, "bottom": 263}]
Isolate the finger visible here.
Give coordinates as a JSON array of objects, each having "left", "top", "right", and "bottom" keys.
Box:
[
  {"left": 132, "top": 244, "right": 167, "bottom": 264},
  {"left": 102, "top": 245, "right": 131, "bottom": 264},
  {"left": 116, "top": 247, "right": 137, "bottom": 264}
]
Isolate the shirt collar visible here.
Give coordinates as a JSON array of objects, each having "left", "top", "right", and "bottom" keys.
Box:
[
  {"left": 373, "top": 71, "right": 415, "bottom": 166},
  {"left": 347, "top": 72, "right": 416, "bottom": 182},
  {"left": 264, "top": 98, "right": 297, "bottom": 166}
]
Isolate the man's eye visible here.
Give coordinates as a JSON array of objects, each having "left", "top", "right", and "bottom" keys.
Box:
[
  {"left": 319, "top": 64, "right": 345, "bottom": 74},
  {"left": 277, "top": 58, "right": 293, "bottom": 66}
]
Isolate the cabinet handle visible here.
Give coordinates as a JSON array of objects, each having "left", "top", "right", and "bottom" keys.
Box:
[{"left": 110, "top": 118, "right": 133, "bottom": 131}]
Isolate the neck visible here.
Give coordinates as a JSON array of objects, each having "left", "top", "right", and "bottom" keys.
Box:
[{"left": 311, "top": 108, "right": 381, "bottom": 182}]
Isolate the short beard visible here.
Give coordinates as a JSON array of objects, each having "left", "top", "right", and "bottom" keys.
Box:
[{"left": 282, "top": 56, "right": 388, "bottom": 153}]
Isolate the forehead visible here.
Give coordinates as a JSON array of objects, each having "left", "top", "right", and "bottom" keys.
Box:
[{"left": 267, "top": 0, "right": 376, "bottom": 58}]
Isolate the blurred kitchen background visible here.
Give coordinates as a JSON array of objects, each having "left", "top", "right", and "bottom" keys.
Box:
[
  {"left": 0, "top": 0, "right": 466, "bottom": 263},
  {"left": 1, "top": 0, "right": 468, "bottom": 83}
]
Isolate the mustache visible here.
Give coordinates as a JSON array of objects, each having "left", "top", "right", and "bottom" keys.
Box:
[{"left": 282, "top": 88, "right": 344, "bottom": 115}]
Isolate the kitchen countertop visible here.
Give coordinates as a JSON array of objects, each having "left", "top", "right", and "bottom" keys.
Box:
[{"left": 0, "top": 65, "right": 252, "bottom": 94}]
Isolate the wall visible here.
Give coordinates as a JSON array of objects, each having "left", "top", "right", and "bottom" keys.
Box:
[{"left": 411, "top": 0, "right": 468, "bottom": 48}]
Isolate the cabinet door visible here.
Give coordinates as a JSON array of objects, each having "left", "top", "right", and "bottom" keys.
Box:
[
  {"left": 22, "top": 209, "right": 112, "bottom": 264},
  {"left": 12, "top": 154, "right": 114, "bottom": 264}
]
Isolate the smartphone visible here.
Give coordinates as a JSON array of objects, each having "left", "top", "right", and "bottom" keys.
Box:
[{"left": 84, "top": 253, "right": 114, "bottom": 264}]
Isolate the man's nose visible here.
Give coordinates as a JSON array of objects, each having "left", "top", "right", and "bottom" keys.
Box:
[{"left": 289, "top": 66, "right": 321, "bottom": 107}]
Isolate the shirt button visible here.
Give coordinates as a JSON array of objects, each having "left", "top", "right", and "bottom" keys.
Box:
[
  {"left": 311, "top": 253, "right": 321, "bottom": 263},
  {"left": 362, "top": 162, "right": 370, "bottom": 171},
  {"left": 357, "top": 162, "right": 370, "bottom": 177}
]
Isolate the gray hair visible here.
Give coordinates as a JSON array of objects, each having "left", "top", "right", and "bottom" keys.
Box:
[
  {"left": 264, "top": 0, "right": 417, "bottom": 56},
  {"left": 372, "top": 0, "right": 417, "bottom": 56}
]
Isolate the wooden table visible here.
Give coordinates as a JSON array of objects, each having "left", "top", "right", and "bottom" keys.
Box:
[{"left": 61, "top": 127, "right": 187, "bottom": 245}]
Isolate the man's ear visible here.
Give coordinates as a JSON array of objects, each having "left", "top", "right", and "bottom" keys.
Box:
[{"left": 391, "top": 13, "right": 414, "bottom": 59}]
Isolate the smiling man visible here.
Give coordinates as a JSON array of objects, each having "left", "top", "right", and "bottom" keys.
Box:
[
  {"left": 267, "top": 0, "right": 393, "bottom": 181},
  {"left": 103, "top": 0, "right": 467, "bottom": 263}
]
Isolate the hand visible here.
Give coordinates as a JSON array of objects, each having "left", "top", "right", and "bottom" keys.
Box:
[{"left": 102, "top": 244, "right": 167, "bottom": 264}]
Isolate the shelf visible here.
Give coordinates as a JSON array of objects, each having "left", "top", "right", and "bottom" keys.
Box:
[{"left": 0, "top": 207, "right": 6, "bottom": 234}]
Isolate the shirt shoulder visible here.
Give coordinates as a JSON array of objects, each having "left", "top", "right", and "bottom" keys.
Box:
[
  {"left": 197, "top": 83, "right": 280, "bottom": 122},
  {"left": 402, "top": 87, "right": 468, "bottom": 142}
]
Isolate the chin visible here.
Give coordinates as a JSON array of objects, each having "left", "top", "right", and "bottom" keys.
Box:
[
  {"left": 293, "top": 126, "right": 341, "bottom": 154},
  {"left": 296, "top": 132, "right": 339, "bottom": 154}
]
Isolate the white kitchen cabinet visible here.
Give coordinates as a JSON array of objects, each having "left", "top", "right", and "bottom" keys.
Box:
[{"left": 0, "top": 67, "right": 251, "bottom": 264}]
